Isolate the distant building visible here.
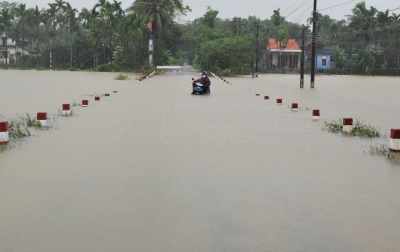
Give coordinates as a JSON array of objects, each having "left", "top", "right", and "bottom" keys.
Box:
[
  {"left": 303, "top": 40, "right": 332, "bottom": 69},
  {"left": 316, "top": 48, "right": 332, "bottom": 69},
  {"left": 0, "top": 34, "right": 39, "bottom": 64},
  {"left": 266, "top": 38, "right": 302, "bottom": 70}
]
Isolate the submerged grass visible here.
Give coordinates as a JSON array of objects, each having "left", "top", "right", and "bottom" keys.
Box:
[
  {"left": 323, "top": 118, "right": 381, "bottom": 138},
  {"left": 0, "top": 113, "right": 55, "bottom": 153},
  {"left": 369, "top": 144, "right": 398, "bottom": 164}
]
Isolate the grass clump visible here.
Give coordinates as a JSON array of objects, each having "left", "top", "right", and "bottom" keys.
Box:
[
  {"left": 0, "top": 113, "right": 55, "bottom": 153},
  {"left": 323, "top": 119, "right": 343, "bottom": 134},
  {"left": 369, "top": 144, "right": 398, "bottom": 163},
  {"left": 25, "top": 113, "right": 42, "bottom": 128},
  {"left": 72, "top": 101, "right": 81, "bottom": 107},
  {"left": 114, "top": 73, "right": 130, "bottom": 80},
  {"left": 58, "top": 108, "right": 73, "bottom": 116},
  {"left": 323, "top": 118, "right": 381, "bottom": 138}
]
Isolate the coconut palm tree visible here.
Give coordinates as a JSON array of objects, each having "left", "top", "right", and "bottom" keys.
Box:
[
  {"left": 348, "top": 1, "right": 378, "bottom": 73},
  {"left": 348, "top": 1, "right": 377, "bottom": 45},
  {"left": 129, "top": 0, "right": 187, "bottom": 37}
]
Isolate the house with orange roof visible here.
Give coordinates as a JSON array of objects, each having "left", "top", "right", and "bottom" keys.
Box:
[{"left": 267, "top": 38, "right": 302, "bottom": 69}]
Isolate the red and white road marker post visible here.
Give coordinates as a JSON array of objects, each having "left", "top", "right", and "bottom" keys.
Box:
[
  {"left": 389, "top": 129, "right": 400, "bottom": 152},
  {"left": 291, "top": 103, "right": 298, "bottom": 111},
  {"left": 0, "top": 121, "right": 9, "bottom": 145},
  {"left": 82, "top": 100, "right": 89, "bottom": 107},
  {"left": 277, "top": 99, "right": 282, "bottom": 105},
  {"left": 37, "top": 112, "right": 47, "bottom": 127},
  {"left": 95, "top": 96, "right": 100, "bottom": 101},
  {"left": 342, "top": 118, "right": 353, "bottom": 133},
  {"left": 312, "top": 110, "right": 320, "bottom": 120},
  {"left": 62, "top": 104, "right": 71, "bottom": 115},
  {"left": 264, "top": 96, "right": 269, "bottom": 100}
]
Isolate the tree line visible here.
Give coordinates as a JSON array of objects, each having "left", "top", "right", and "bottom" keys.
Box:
[{"left": 0, "top": 0, "right": 399, "bottom": 76}]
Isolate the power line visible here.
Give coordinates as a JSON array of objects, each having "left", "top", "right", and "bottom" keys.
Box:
[
  {"left": 317, "top": 0, "right": 356, "bottom": 12},
  {"left": 292, "top": 3, "right": 313, "bottom": 23},
  {"left": 286, "top": 0, "right": 312, "bottom": 18},
  {"left": 282, "top": 0, "right": 304, "bottom": 14},
  {"left": 390, "top": 7, "right": 400, "bottom": 11}
]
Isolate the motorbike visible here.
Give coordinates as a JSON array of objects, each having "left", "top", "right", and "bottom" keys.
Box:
[{"left": 191, "top": 78, "right": 204, "bottom": 95}]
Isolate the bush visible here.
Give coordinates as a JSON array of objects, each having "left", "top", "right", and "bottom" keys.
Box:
[
  {"left": 114, "top": 74, "right": 129, "bottom": 80},
  {"left": 195, "top": 36, "right": 253, "bottom": 75},
  {"left": 216, "top": 68, "right": 232, "bottom": 77}
]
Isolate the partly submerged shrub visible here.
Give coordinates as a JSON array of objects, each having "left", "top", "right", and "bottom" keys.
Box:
[
  {"left": 114, "top": 74, "right": 129, "bottom": 80},
  {"left": 323, "top": 118, "right": 381, "bottom": 138}
]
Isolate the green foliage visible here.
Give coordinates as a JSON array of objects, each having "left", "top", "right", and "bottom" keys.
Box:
[
  {"left": 200, "top": 6, "right": 219, "bottom": 29},
  {"left": 114, "top": 73, "right": 129, "bottom": 80},
  {"left": 323, "top": 119, "right": 381, "bottom": 138},
  {"left": 195, "top": 36, "right": 253, "bottom": 75},
  {"left": 25, "top": 113, "right": 42, "bottom": 128},
  {"left": 369, "top": 144, "right": 397, "bottom": 163},
  {"left": 215, "top": 68, "right": 232, "bottom": 77},
  {"left": 331, "top": 44, "right": 347, "bottom": 69}
]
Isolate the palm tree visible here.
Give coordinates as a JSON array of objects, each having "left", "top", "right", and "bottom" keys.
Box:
[
  {"left": 0, "top": 8, "right": 14, "bottom": 69},
  {"left": 89, "top": 27, "right": 101, "bottom": 69},
  {"left": 376, "top": 10, "right": 390, "bottom": 75},
  {"left": 129, "top": 0, "right": 187, "bottom": 37},
  {"left": 271, "top": 8, "right": 284, "bottom": 35},
  {"left": 348, "top": 1, "right": 378, "bottom": 73},
  {"left": 65, "top": 3, "right": 77, "bottom": 68},
  {"left": 29, "top": 6, "right": 42, "bottom": 39},
  {"left": 45, "top": 3, "right": 58, "bottom": 44},
  {"left": 391, "top": 13, "right": 400, "bottom": 75},
  {"left": 129, "top": 0, "right": 188, "bottom": 66},
  {"left": 54, "top": 0, "right": 67, "bottom": 38},
  {"left": 112, "top": 0, "right": 124, "bottom": 17},
  {"left": 12, "top": 4, "right": 30, "bottom": 66},
  {"left": 99, "top": 1, "right": 118, "bottom": 62},
  {"left": 276, "top": 29, "right": 288, "bottom": 69},
  {"left": 79, "top": 8, "right": 92, "bottom": 28}
]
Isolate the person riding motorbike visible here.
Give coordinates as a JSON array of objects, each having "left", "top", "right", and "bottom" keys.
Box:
[{"left": 192, "top": 71, "right": 211, "bottom": 95}]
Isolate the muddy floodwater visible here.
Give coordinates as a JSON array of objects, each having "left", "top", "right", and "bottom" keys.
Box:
[{"left": 1, "top": 70, "right": 400, "bottom": 251}]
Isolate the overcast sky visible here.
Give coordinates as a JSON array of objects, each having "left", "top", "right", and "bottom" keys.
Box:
[{"left": 24, "top": 0, "right": 400, "bottom": 24}]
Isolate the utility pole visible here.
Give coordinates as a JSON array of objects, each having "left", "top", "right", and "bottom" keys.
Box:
[
  {"left": 300, "top": 28, "right": 305, "bottom": 88},
  {"left": 255, "top": 22, "right": 259, "bottom": 77},
  {"left": 310, "top": 0, "right": 317, "bottom": 88},
  {"left": 5, "top": 37, "right": 8, "bottom": 70}
]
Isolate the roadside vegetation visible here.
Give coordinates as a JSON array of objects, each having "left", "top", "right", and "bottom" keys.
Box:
[
  {"left": 322, "top": 119, "right": 381, "bottom": 138},
  {"left": 0, "top": 1, "right": 398, "bottom": 76}
]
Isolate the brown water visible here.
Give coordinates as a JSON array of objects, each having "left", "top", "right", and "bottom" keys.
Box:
[{"left": 1, "top": 70, "right": 400, "bottom": 251}]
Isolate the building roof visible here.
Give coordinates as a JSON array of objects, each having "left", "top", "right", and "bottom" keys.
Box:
[{"left": 268, "top": 39, "right": 301, "bottom": 51}]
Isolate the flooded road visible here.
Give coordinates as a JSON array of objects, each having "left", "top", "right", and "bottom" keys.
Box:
[{"left": 1, "top": 70, "right": 400, "bottom": 251}]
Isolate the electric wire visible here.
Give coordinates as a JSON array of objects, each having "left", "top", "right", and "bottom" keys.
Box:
[
  {"left": 285, "top": 0, "right": 312, "bottom": 18},
  {"left": 281, "top": 0, "right": 304, "bottom": 14},
  {"left": 317, "top": 0, "right": 356, "bottom": 12}
]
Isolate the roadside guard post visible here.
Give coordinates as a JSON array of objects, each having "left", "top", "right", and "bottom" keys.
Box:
[{"left": 0, "top": 121, "right": 9, "bottom": 145}]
